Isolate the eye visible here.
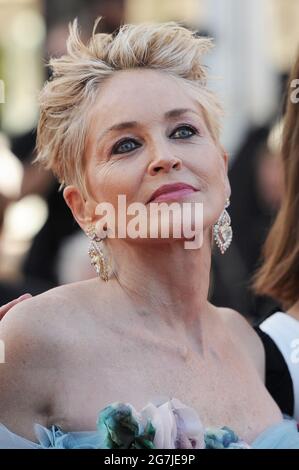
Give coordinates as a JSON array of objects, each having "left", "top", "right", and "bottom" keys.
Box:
[
  {"left": 112, "top": 138, "right": 141, "bottom": 155},
  {"left": 170, "top": 125, "right": 198, "bottom": 139}
]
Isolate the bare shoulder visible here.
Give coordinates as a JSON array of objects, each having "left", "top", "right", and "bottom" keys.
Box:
[
  {"left": 216, "top": 307, "right": 265, "bottom": 382},
  {"left": 1, "top": 277, "right": 100, "bottom": 330},
  {"left": 1, "top": 282, "right": 80, "bottom": 337},
  {"left": 0, "top": 277, "right": 111, "bottom": 369},
  {"left": 0, "top": 279, "right": 101, "bottom": 439}
]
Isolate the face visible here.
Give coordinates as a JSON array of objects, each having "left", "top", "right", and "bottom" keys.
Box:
[{"left": 65, "top": 69, "right": 230, "bottom": 243}]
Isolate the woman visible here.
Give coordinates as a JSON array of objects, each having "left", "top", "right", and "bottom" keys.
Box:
[
  {"left": 254, "top": 52, "right": 299, "bottom": 422},
  {"left": 0, "top": 20, "right": 298, "bottom": 449}
]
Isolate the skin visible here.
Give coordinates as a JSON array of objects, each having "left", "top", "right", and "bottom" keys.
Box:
[
  {"left": 0, "top": 294, "right": 32, "bottom": 321},
  {"left": 0, "top": 69, "right": 282, "bottom": 445}
]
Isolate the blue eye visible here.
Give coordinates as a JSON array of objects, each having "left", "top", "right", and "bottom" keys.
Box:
[
  {"left": 171, "top": 125, "right": 197, "bottom": 139},
  {"left": 112, "top": 139, "right": 141, "bottom": 155}
]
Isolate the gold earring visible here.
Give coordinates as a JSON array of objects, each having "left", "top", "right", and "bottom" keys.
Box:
[
  {"left": 213, "top": 198, "right": 233, "bottom": 254},
  {"left": 86, "top": 225, "right": 110, "bottom": 281}
]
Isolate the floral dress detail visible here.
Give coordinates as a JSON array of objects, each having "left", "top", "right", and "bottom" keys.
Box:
[
  {"left": 1, "top": 398, "right": 299, "bottom": 449},
  {"left": 34, "top": 399, "right": 250, "bottom": 449}
]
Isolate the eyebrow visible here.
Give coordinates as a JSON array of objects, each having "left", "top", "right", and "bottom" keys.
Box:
[{"left": 97, "top": 108, "right": 199, "bottom": 144}]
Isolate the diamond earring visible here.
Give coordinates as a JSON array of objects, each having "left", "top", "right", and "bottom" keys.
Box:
[
  {"left": 86, "top": 225, "right": 110, "bottom": 281},
  {"left": 213, "top": 199, "right": 233, "bottom": 254}
]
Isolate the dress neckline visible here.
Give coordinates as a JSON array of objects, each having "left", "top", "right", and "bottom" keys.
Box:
[{"left": 1, "top": 399, "right": 298, "bottom": 449}]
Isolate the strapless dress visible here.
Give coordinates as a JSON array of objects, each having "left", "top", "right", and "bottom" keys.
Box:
[{"left": 0, "top": 398, "right": 298, "bottom": 449}]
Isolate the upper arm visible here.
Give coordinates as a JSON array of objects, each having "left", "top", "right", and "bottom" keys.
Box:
[
  {"left": 0, "top": 295, "right": 65, "bottom": 440},
  {"left": 220, "top": 308, "right": 266, "bottom": 383}
]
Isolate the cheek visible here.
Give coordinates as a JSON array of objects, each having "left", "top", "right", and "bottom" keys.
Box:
[
  {"left": 208, "top": 157, "right": 228, "bottom": 203},
  {"left": 87, "top": 159, "right": 140, "bottom": 206},
  {"left": 212, "top": 160, "right": 227, "bottom": 188},
  {"left": 191, "top": 145, "right": 228, "bottom": 222},
  {"left": 190, "top": 143, "right": 226, "bottom": 187}
]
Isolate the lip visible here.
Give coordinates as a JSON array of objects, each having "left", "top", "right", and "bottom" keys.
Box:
[{"left": 147, "top": 183, "right": 198, "bottom": 203}]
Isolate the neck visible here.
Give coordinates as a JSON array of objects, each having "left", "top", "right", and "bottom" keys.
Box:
[{"left": 106, "top": 230, "right": 213, "bottom": 337}]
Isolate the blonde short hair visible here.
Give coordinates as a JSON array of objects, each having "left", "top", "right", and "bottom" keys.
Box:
[{"left": 36, "top": 19, "right": 223, "bottom": 198}]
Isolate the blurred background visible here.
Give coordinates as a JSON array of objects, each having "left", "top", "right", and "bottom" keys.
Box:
[{"left": 0, "top": 0, "right": 298, "bottom": 321}]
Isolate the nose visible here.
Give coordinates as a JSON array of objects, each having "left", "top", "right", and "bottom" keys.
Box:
[{"left": 147, "top": 147, "right": 183, "bottom": 176}]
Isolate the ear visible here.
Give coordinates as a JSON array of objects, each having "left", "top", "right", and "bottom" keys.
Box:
[
  {"left": 221, "top": 149, "right": 229, "bottom": 172},
  {"left": 222, "top": 150, "right": 231, "bottom": 200},
  {"left": 63, "top": 185, "right": 96, "bottom": 232}
]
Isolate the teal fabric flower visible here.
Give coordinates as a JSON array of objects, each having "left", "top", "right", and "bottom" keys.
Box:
[
  {"left": 204, "top": 426, "right": 250, "bottom": 449},
  {"left": 96, "top": 403, "right": 156, "bottom": 449}
]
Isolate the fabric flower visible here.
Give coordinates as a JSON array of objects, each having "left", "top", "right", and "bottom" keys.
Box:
[
  {"left": 96, "top": 403, "right": 155, "bottom": 449},
  {"left": 141, "top": 399, "right": 205, "bottom": 449},
  {"left": 204, "top": 426, "right": 251, "bottom": 449}
]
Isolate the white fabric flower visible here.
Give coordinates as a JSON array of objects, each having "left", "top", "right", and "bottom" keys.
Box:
[{"left": 140, "top": 398, "right": 205, "bottom": 449}]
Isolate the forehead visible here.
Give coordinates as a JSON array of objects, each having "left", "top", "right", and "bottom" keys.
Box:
[{"left": 89, "top": 69, "right": 200, "bottom": 124}]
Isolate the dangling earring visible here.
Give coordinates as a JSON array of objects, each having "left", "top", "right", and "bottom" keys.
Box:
[
  {"left": 86, "top": 224, "right": 110, "bottom": 281},
  {"left": 213, "top": 199, "right": 233, "bottom": 254}
]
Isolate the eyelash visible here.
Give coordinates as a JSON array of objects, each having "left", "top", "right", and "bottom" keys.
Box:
[{"left": 111, "top": 124, "right": 199, "bottom": 155}]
